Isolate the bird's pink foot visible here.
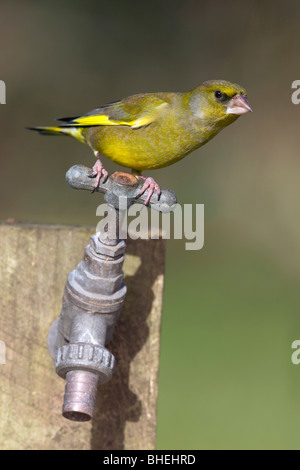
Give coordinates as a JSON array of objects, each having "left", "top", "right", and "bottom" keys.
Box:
[
  {"left": 138, "top": 176, "right": 161, "bottom": 205},
  {"left": 89, "top": 156, "right": 108, "bottom": 191}
]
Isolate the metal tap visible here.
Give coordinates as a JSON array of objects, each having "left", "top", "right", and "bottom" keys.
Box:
[{"left": 47, "top": 165, "right": 177, "bottom": 422}]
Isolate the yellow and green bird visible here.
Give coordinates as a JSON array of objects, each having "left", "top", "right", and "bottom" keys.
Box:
[{"left": 28, "top": 80, "right": 252, "bottom": 204}]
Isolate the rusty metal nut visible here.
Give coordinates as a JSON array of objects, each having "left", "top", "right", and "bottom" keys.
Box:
[
  {"left": 84, "top": 244, "right": 125, "bottom": 278},
  {"left": 90, "top": 234, "right": 126, "bottom": 258}
]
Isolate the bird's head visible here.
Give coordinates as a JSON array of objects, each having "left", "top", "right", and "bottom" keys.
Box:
[{"left": 189, "top": 80, "right": 252, "bottom": 129}]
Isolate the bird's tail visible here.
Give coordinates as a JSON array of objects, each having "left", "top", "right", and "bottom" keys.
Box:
[{"left": 26, "top": 126, "right": 85, "bottom": 143}]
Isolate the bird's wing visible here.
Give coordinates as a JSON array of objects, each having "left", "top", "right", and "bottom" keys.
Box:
[{"left": 58, "top": 94, "right": 169, "bottom": 129}]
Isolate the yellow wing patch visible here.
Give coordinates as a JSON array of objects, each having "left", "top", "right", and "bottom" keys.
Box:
[{"left": 70, "top": 102, "right": 168, "bottom": 129}]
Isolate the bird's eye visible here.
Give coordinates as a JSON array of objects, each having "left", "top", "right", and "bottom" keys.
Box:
[{"left": 215, "top": 90, "right": 225, "bottom": 100}]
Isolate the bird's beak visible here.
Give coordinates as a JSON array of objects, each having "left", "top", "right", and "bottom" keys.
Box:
[{"left": 226, "top": 94, "right": 253, "bottom": 115}]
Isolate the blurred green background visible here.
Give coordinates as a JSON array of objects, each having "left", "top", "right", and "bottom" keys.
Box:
[{"left": 1, "top": 0, "right": 300, "bottom": 450}]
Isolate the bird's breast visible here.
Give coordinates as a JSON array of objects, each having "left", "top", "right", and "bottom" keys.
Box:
[{"left": 84, "top": 117, "right": 205, "bottom": 171}]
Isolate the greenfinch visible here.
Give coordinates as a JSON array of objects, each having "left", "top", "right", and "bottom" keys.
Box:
[{"left": 28, "top": 80, "right": 252, "bottom": 204}]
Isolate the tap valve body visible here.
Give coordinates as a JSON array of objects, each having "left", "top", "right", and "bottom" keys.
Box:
[{"left": 51, "top": 234, "right": 126, "bottom": 421}]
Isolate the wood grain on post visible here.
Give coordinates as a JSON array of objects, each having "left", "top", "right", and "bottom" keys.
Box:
[{"left": 0, "top": 223, "right": 165, "bottom": 450}]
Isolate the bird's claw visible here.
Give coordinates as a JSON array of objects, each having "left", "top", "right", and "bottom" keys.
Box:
[
  {"left": 90, "top": 158, "right": 108, "bottom": 192},
  {"left": 138, "top": 176, "right": 161, "bottom": 205}
]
